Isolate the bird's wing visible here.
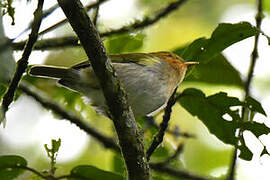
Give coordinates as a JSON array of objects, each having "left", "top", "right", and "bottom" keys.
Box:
[
  {"left": 72, "top": 61, "right": 91, "bottom": 70},
  {"left": 71, "top": 53, "right": 161, "bottom": 70}
]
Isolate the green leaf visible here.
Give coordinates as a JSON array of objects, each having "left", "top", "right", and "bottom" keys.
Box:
[
  {"left": 178, "top": 88, "right": 242, "bottom": 145},
  {"left": 106, "top": 33, "right": 145, "bottom": 54},
  {"left": 239, "top": 145, "right": 253, "bottom": 161},
  {"left": 69, "top": 165, "right": 124, "bottom": 180},
  {"left": 173, "top": 23, "right": 252, "bottom": 87},
  {"left": 178, "top": 88, "right": 270, "bottom": 161},
  {"left": 240, "top": 121, "right": 270, "bottom": 138},
  {"left": 180, "top": 37, "right": 208, "bottom": 62},
  {"left": 245, "top": 96, "right": 267, "bottom": 116},
  {"left": 0, "top": 155, "right": 27, "bottom": 180},
  {"left": 44, "top": 138, "right": 61, "bottom": 174},
  {"left": 181, "top": 52, "right": 243, "bottom": 87},
  {"left": 52, "top": 138, "right": 61, "bottom": 153},
  {"left": 181, "top": 22, "right": 259, "bottom": 63}
]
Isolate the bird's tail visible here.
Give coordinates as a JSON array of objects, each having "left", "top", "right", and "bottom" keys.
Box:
[{"left": 29, "top": 65, "right": 76, "bottom": 79}]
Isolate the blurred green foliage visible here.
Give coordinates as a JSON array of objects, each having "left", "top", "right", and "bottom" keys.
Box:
[{"left": 106, "top": 33, "right": 146, "bottom": 54}]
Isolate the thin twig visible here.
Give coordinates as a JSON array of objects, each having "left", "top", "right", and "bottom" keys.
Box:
[
  {"left": 228, "top": 1, "right": 263, "bottom": 180},
  {"left": 11, "top": 0, "right": 188, "bottom": 51},
  {"left": 22, "top": 4, "right": 59, "bottom": 37},
  {"left": 101, "top": 0, "right": 188, "bottom": 37},
  {"left": 18, "top": 82, "right": 120, "bottom": 153},
  {"left": 11, "top": 36, "right": 80, "bottom": 50},
  {"left": 42, "top": 4, "right": 59, "bottom": 20},
  {"left": 244, "top": 1, "right": 263, "bottom": 96},
  {"left": 57, "top": 0, "right": 150, "bottom": 179},
  {"left": 92, "top": 1, "right": 100, "bottom": 26},
  {"left": 144, "top": 116, "right": 194, "bottom": 138},
  {"left": 10, "top": 165, "right": 47, "bottom": 179},
  {"left": 147, "top": 88, "right": 178, "bottom": 161},
  {"left": 38, "top": 0, "right": 108, "bottom": 36},
  {"left": 0, "top": 4, "right": 59, "bottom": 54},
  {"left": 1, "top": 0, "right": 44, "bottom": 113}
]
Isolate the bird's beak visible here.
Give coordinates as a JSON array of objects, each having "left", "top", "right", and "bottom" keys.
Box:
[{"left": 184, "top": 61, "right": 199, "bottom": 66}]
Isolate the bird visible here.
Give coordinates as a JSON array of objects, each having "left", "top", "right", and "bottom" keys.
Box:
[{"left": 29, "top": 51, "right": 198, "bottom": 118}]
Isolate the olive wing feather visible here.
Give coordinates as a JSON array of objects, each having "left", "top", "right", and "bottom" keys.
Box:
[{"left": 71, "top": 53, "right": 161, "bottom": 70}]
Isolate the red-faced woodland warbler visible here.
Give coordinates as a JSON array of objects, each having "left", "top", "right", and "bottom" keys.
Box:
[{"left": 29, "top": 51, "right": 198, "bottom": 118}]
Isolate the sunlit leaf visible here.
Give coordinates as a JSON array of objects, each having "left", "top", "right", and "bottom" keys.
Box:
[
  {"left": 69, "top": 165, "right": 124, "bottom": 180},
  {"left": 178, "top": 88, "right": 240, "bottom": 145},
  {"left": 174, "top": 39, "right": 243, "bottom": 87},
  {"left": 0, "top": 155, "right": 27, "bottom": 180},
  {"left": 181, "top": 22, "right": 259, "bottom": 63}
]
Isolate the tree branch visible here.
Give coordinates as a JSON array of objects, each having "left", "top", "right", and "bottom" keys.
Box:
[
  {"left": 100, "top": 0, "right": 188, "bottom": 37},
  {"left": 18, "top": 82, "right": 120, "bottom": 153},
  {"left": 228, "top": 0, "right": 264, "bottom": 180},
  {"left": 20, "top": 4, "right": 59, "bottom": 38},
  {"left": 92, "top": 2, "right": 100, "bottom": 27},
  {"left": 147, "top": 88, "right": 178, "bottom": 161},
  {"left": 0, "top": 3, "right": 59, "bottom": 55},
  {"left": 144, "top": 116, "right": 194, "bottom": 138},
  {"left": 1, "top": 0, "right": 44, "bottom": 114},
  {"left": 9, "top": 165, "right": 47, "bottom": 179},
  {"left": 11, "top": 0, "right": 188, "bottom": 51},
  {"left": 12, "top": 36, "right": 81, "bottom": 50},
  {"left": 56, "top": 0, "right": 150, "bottom": 179},
  {"left": 39, "top": 0, "right": 109, "bottom": 36}
]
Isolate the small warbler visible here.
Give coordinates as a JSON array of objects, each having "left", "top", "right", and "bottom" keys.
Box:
[{"left": 29, "top": 51, "right": 198, "bottom": 118}]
